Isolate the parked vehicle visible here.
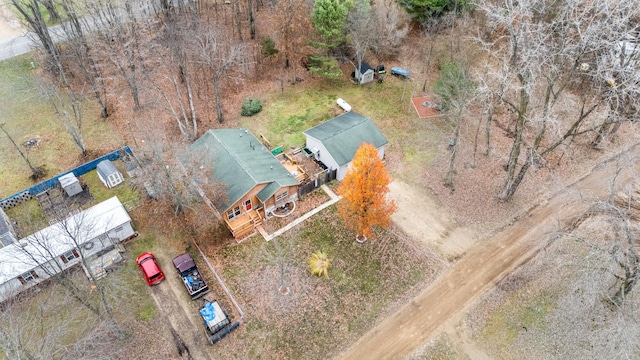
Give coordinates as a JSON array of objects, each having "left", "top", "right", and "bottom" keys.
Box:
[
  {"left": 172, "top": 253, "right": 210, "bottom": 300},
  {"left": 390, "top": 67, "right": 410, "bottom": 78},
  {"left": 199, "top": 300, "right": 240, "bottom": 344},
  {"left": 136, "top": 252, "right": 165, "bottom": 286}
]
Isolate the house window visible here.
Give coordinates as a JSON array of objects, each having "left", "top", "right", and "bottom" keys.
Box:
[
  {"left": 60, "top": 249, "right": 80, "bottom": 264},
  {"left": 227, "top": 206, "right": 241, "bottom": 220},
  {"left": 243, "top": 199, "right": 252, "bottom": 211},
  {"left": 276, "top": 191, "right": 288, "bottom": 202},
  {"left": 17, "top": 270, "right": 39, "bottom": 285},
  {"left": 114, "top": 226, "right": 123, "bottom": 233}
]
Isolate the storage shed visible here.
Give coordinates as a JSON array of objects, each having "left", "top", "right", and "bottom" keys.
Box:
[
  {"left": 354, "top": 62, "right": 375, "bottom": 85},
  {"left": 97, "top": 160, "right": 124, "bottom": 189},
  {"left": 58, "top": 173, "right": 83, "bottom": 197}
]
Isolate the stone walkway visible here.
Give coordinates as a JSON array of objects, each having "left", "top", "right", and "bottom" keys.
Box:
[{"left": 260, "top": 185, "right": 340, "bottom": 241}]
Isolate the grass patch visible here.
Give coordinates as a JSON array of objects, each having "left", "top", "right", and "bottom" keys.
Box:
[
  {"left": 5, "top": 198, "right": 48, "bottom": 236},
  {"left": 481, "top": 290, "right": 556, "bottom": 350},
  {"left": 81, "top": 169, "right": 140, "bottom": 209}
]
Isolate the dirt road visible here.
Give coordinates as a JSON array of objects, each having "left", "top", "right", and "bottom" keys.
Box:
[{"left": 339, "top": 154, "right": 636, "bottom": 359}]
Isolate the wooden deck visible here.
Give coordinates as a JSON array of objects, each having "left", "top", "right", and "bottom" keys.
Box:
[{"left": 225, "top": 210, "right": 263, "bottom": 241}]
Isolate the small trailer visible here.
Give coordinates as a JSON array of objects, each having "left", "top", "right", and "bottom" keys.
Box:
[
  {"left": 172, "top": 253, "right": 210, "bottom": 300},
  {"left": 199, "top": 300, "right": 240, "bottom": 345}
]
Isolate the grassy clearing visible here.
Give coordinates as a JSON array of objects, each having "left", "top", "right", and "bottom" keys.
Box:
[
  {"left": 210, "top": 207, "right": 442, "bottom": 359},
  {"left": 0, "top": 56, "right": 122, "bottom": 200}
]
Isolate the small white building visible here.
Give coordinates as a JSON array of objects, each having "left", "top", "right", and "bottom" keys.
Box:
[
  {"left": 58, "top": 172, "right": 83, "bottom": 197},
  {"left": 354, "top": 62, "right": 375, "bottom": 85},
  {"left": 97, "top": 160, "right": 124, "bottom": 189},
  {"left": 303, "top": 112, "right": 388, "bottom": 181},
  {"left": 0, "top": 196, "right": 136, "bottom": 303}
]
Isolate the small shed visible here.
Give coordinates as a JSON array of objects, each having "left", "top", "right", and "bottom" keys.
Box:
[
  {"left": 97, "top": 160, "right": 124, "bottom": 189},
  {"left": 354, "top": 62, "right": 375, "bottom": 85},
  {"left": 58, "top": 173, "right": 83, "bottom": 197}
]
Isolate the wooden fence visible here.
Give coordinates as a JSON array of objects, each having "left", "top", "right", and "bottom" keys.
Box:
[{"left": 297, "top": 169, "right": 337, "bottom": 198}]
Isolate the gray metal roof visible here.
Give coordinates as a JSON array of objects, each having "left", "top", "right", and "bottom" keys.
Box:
[
  {"left": 190, "top": 129, "right": 299, "bottom": 211},
  {"left": 303, "top": 112, "right": 388, "bottom": 166},
  {"left": 97, "top": 160, "right": 120, "bottom": 178}
]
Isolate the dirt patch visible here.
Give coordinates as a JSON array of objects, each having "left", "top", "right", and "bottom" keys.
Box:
[{"left": 389, "top": 180, "right": 476, "bottom": 260}]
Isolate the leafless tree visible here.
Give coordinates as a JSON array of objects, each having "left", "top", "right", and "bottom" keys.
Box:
[
  {"left": 345, "top": 0, "right": 374, "bottom": 75},
  {"left": 369, "top": 0, "right": 410, "bottom": 59},
  {"left": 194, "top": 23, "right": 249, "bottom": 123},
  {"left": 130, "top": 119, "right": 222, "bottom": 215},
  {"left": 35, "top": 75, "right": 87, "bottom": 156},
  {"left": 14, "top": 208, "right": 126, "bottom": 339},
  {"left": 275, "top": 0, "right": 312, "bottom": 82},
  {"left": 434, "top": 59, "right": 477, "bottom": 189},
  {"left": 10, "top": 0, "right": 60, "bottom": 70},
  {"left": 475, "top": 0, "right": 640, "bottom": 201},
  {"left": 87, "top": 0, "right": 155, "bottom": 111},
  {"left": 56, "top": 0, "right": 110, "bottom": 118},
  {"left": 0, "top": 123, "right": 44, "bottom": 180},
  {"left": 149, "top": 13, "right": 200, "bottom": 140}
]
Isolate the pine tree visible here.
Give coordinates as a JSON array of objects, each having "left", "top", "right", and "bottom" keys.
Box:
[{"left": 338, "top": 143, "right": 397, "bottom": 241}]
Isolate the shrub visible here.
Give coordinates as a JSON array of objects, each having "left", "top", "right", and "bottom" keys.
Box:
[
  {"left": 309, "top": 251, "right": 331, "bottom": 277},
  {"left": 241, "top": 98, "right": 263, "bottom": 116},
  {"left": 261, "top": 37, "right": 279, "bottom": 57}
]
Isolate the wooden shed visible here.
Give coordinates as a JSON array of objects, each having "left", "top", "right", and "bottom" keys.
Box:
[{"left": 97, "top": 160, "right": 124, "bottom": 189}]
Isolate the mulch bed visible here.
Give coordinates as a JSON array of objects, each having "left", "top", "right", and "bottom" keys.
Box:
[{"left": 411, "top": 96, "right": 441, "bottom": 118}]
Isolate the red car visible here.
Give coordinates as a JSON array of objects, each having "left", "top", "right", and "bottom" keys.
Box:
[{"left": 136, "top": 252, "right": 165, "bottom": 286}]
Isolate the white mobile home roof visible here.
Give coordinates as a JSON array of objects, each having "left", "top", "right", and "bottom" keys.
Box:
[{"left": 0, "top": 196, "right": 131, "bottom": 285}]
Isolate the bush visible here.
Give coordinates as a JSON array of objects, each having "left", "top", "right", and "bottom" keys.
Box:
[
  {"left": 261, "top": 37, "right": 279, "bottom": 58},
  {"left": 308, "top": 250, "right": 331, "bottom": 277},
  {"left": 241, "top": 98, "right": 263, "bottom": 116}
]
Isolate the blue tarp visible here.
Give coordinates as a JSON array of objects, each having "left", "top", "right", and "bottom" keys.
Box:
[
  {"left": 200, "top": 302, "right": 217, "bottom": 323},
  {"left": 185, "top": 276, "right": 193, "bottom": 289}
]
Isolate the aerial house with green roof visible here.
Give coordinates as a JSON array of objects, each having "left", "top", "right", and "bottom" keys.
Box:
[
  {"left": 303, "top": 112, "right": 388, "bottom": 181},
  {"left": 190, "top": 129, "right": 300, "bottom": 240}
]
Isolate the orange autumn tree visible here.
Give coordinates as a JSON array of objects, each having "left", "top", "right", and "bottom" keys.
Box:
[{"left": 337, "top": 142, "right": 397, "bottom": 241}]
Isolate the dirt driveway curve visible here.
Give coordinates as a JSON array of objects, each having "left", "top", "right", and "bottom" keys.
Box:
[{"left": 338, "top": 153, "right": 637, "bottom": 359}]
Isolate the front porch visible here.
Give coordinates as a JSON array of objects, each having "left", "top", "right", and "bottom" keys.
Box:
[{"left": 225, "top": 209, "right": 263, "bottom": 241}]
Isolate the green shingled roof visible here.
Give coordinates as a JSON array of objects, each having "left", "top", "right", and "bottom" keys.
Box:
[
  {"left": 190, "top": 129, "right": 299, "bottom": 211},
  {"left": 303, "top": 112, "right": 388, "bottom": 166}
]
